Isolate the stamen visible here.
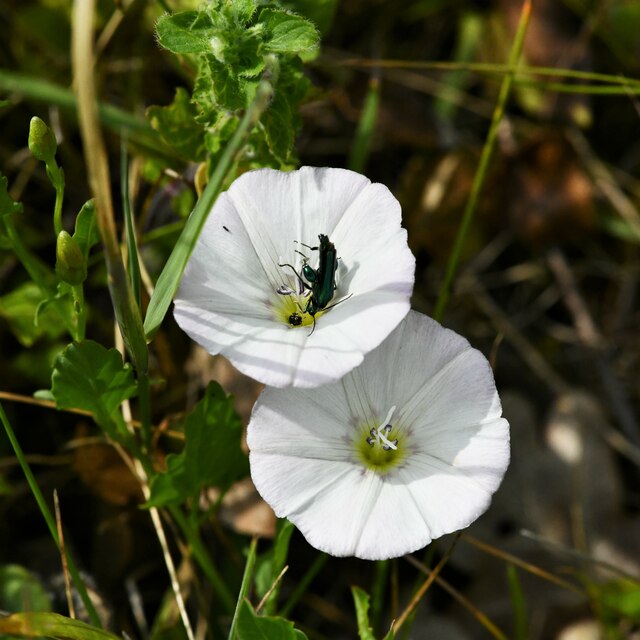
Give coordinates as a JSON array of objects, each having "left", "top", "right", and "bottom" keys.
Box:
[
  {"left": 366, "top": 406, "right": 398, "bottom": 451},
  {"left": 277, "top": 285, "right": 295, "bottom": 295}
]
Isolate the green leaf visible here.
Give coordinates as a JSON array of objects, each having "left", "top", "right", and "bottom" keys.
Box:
[
  {"left": 146, "top": 382, "right": 248, "bottom": 507},
  {"left": 260, "top": 8, "right": 319, "bottom": 56},
  {"left": 72, "top": 200, "right": 100, "bottom": 260},
  {"left": 0, "top": 282, "right": 66, "bottom": 347},
  {"left": 0, "top": 612, "right": 122, "bottom": 640},
  {"left": 236, "top": 600, "right": 307, "bottom": 640},
  {"left": 147, "top": 88, "right": 207, "bottom": 161},
  {"left": 202, "top": 55, "right": 253, "bottom": 111},
  {"left": 0, "top": 174, "right": 23, "bottom": 218},
  {"left": 260, "top": 62, "right": 308, "bottom": 163},
  {"left": 156, "top": 11, "right": 218, "bottom": 54},
  {"left": 0, "top": 564, "right": 52, "bottom": 613},
  {"left": 507, "top": 564, "right": 528, "bottom": 640},
  {"left": 50, "top": 340, "right": 137, "bottom": 441},
  {"left": 351, "top": 587, "right": 376, "bottom": 640},
  {"left": 227, "top": 0, "right": 257, "bottom": 26}
]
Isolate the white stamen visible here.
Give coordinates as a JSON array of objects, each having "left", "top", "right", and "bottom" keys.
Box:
[{"left": 367, "top": 406, "right": 398, "bottom": 451}]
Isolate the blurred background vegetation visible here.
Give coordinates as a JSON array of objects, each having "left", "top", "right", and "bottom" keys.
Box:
[{"left": 1, "top": 0, "right": 640, "bottom": 638}]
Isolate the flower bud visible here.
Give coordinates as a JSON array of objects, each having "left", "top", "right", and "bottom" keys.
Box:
[
  {"left": 28, "top": 116, "right": 57, "bottom": 162},
  {"left": 56, "top": 231, "right": 87, "bottom": 285}
]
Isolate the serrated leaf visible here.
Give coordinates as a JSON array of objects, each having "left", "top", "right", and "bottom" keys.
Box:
[
  {"left": 147, "top": 87, "right": 207, "bottom": 161},
  {"left": 260, "top": 8, "right": 319, "bottom": 56},
  {"left": 205, "top": 55, "right": 253, "bottom": 111},
  {"left": 0, "top": 282, "right": 66, "bottom": 347},
  {"left": 0, "top": 612, "right": 122, "bottom": 640},
  {"left": 146, "top": 382, "right": 248, "bottom": 507},
  {"left": 156, "top": 11, "right": 218, "bottom": 54},
  {"left": 227, "top": 0, "right": 257, "bottom": 25},
  {"left": 236, "top": 600, "right": 307, "bottom": 640},
  {"left": 51, "top": 340, "right": 137, "bottom": 441},
  {"left": 72, "top": 200, "right": 100, "bottom": 260},
  {"left": 351, "top": 587, "right": 376, "bottom": 640},
  {"left": 0, "top": 174, "right": 23, "bottom": 218}
]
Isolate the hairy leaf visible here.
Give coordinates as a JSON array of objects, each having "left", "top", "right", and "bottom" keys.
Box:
[
  {"left": 260, "top": 8, "right": 319, "bottom": 56},
  {"left": 147, "top": 87, "right": 206, "bottom": 160},
  {"left": 156, "top": 11, "right": 217, "bottom": 54},
  {"left": 51, "top": 340, "right": 136, "bottom": 441}
]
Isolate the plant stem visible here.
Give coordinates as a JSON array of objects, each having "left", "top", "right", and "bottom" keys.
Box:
[
  {"left": 228, "top": 538, "right": 258, "bottom": 640},
  {"left": 433, "top": 0, "right": 532, "bottom": 322},
  {"left": 71, "top": 284, "right": 86, "bottom": 341},
  {"left": 168, "top": 505, "right": 235, "bottom": 613},
  {"left": 0, "top": 402, "right": 102, "bottom": 627},
  {"left": 72, "top": 0, "right": 148, "bottom": 373}
]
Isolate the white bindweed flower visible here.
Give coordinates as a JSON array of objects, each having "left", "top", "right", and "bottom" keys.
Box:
[
  {"left": 174, "top": 167, "right": 415, "bottom": 387},
  {"left": 247, "top": 310, "right": 510, "bottom": 560}
]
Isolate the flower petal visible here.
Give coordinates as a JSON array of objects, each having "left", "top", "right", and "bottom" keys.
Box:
[
  {"left": 248, "top": 310, "right": 510, "bottom": 559},
  {"left": 174, "top": 166, "right": 415, "bottom": 387}
]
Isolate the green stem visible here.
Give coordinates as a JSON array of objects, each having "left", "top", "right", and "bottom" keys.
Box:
[
  {"left": 0, "top": 402, "right": 102, "bottom": 627},
  {"left": 338, "top": 58, "right": 640, "bottom": 90},
  {"left": 71, "top": 284, "right": 86, "bottom": 341},
  {"left": 370, "top": 559, "right": 389, "bottom": 634},
  {"left": 348, "top": 75, "right": 380, "bottom": 173},
  {"left": 143, "top": 55, "right": 279, "bottom": 339},
  {"left": 0, "top": 69, "right": 169, "bottom": 157},
  {"left": 137, "top": 371, "right": 152, "bottom": 453},
  {"left": 432, "top": 0, "right": 532, "bottom": 322},
  {"left": 121, "top": 139, "right": 142, "bottom": 309},
  {"left": 45, "top": 160, "right": 66, "bottom": 237},
  {"left": 228, "top": 538, "right": 258, "bottom": 640},
  {"left": 279, "top": 553, "right": 327, "bottom": 618},
  {"left": 168, "top": 505, "right": 235, "bottom": 613}
]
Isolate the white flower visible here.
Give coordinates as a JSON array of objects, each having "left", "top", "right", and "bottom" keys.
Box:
[
  {"left": 174, "top": 166, "right": 415, "bottom": 388},
  {"left": 247, "top": 310, "right": 510, "bottom": 560}
]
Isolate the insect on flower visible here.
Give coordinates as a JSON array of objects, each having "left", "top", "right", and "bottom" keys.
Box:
[
  {"left": 279, "top": 234, "right": 350, "bottom": 334},
  {"left": 173, "top": 166, "right": 415, "bottom": 388}
]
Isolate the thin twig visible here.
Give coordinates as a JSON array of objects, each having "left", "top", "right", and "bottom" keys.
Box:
[
  {"left": 403, "top": 553, "right": 507, "bottom": 640},
  {"left": 520, "top": 529, "right": 640, "bottom": 583},
  {"left": 463, "top": 274, "right": 569, "bottom": 393},
  {"left": 256, "top": 566, "right": 289, "bottom": 613},
  {"left": 53, "top": 490, "right": 76, "bottom": 619},
  {"left": 393, "top": 535, "right": 460, "bottom": 632},
  {"left": 546, "top": 247, "right": 640, "bottom": 448},
  {"left": 462, "top": 534, "right": 583, "bottom": 595}
]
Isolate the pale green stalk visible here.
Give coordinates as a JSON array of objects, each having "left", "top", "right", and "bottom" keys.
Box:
[
  {"left": 433, "top": 0, "right": 532, "bottom": 321},
  {"left": 228, "top": 538, "right": 258, "bottom": 640},
  {"left": 348, "top": 76, "right": 380, "bottom": 172}
]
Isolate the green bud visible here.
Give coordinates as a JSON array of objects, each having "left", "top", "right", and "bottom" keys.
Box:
[
  {"left": 28, "top": 116, "right": 57, "bottom": 162},
  {"left": 55, "top": 231, "right": 87, "bottom": 285}
]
